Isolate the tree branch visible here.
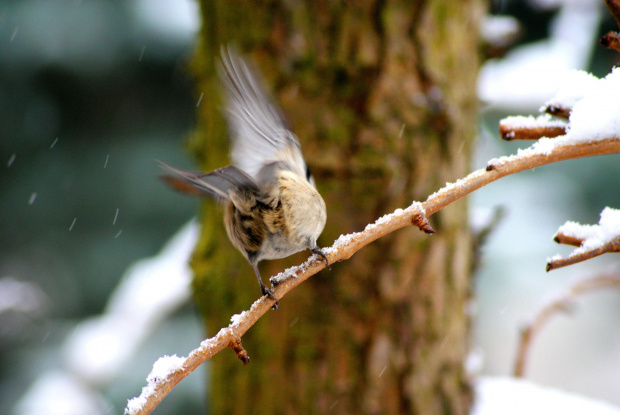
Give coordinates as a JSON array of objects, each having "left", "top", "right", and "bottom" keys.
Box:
[
  {"left": 499, "top": 124, "right": 566, "bottom": 141},
  {"left": 125, "top": 136, "right": 620, "bottom": 415},
  {"left": 513, "top": 273, "right": 620, "bottom": 378},
  {"left": 547, "top": 207, "right": 620, "bottom": 271},
  {"left": 553, "top": 232, "right": 584, "bottom": 247},
  {"left": 498, "top": 115, "right": 567, "bottom": 141},
  {"left": 547, "top": 236, "right": 620, "bottom": 271}
]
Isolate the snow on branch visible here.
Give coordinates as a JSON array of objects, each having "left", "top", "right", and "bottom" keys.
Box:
[
  {"left": 513, "top": 273, "right": 620, "bottom": 378},
  {"left": 125, "top": 355, "right": 186, "bottom": 414},
  {"left": 499, "top": 68, "right": 620, "bottom": 146},
  {"left": 496, "top": 69, "right": 620, "bottom": 271},
  {"left": 125, "top": 68, "right": 620, "bottom": 415},
  {"left": 541, "top": 70, "right": 599, "bottom": 119},
  {"left": 547, "top": 208, "right": 620, "bottom": 271},
  {"left": 489, "top": 68, "right": 620, "bottom": 170}
]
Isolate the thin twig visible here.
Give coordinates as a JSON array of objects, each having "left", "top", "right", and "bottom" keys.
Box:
[
  {"left": 547, "top": 236, "right": 620, "bottom": 271},
  {"left": 553, "top": 232, "right": 584, "bottom": 247},
  {"left": 514, "top": 273, "right": 620, "bottom": 377},
  {"left": 543, "top": 105, "right": 571, "bottom": 119},
  {"left": 126, "top": 137, "right": 620, "bottom": 415},
  {"left": 499, "top": 124, "right": 566, "bottom": 141}
]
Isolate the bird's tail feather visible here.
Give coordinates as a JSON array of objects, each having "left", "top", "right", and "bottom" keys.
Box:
[{"left": 157, "top": 160, "right": 258, "bottom": 201}]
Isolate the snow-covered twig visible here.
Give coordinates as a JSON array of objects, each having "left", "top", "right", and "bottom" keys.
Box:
[
  {"left": 547, "top": 237, "right": 620, "bottom": 271},
  {"left": 125, "top": 134, "right": 620, "bottom": 415},
  {"left": 547, "top": 208, "right": 620, "bottom": 271},
  {"left": 514, "top": 273, "right": 620, "bottom": 378}
]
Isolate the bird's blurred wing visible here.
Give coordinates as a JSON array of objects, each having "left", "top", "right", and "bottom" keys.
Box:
[{"left": 218, "top": 45, "right": 308, "bottom": 181}]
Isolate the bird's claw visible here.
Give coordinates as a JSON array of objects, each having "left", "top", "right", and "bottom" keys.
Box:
[
  {"left": 261, "top": 285, "right": 279, "bottom": 310},
  {"left": 312, "top": 248, "right": 330, "bottom": 270}
]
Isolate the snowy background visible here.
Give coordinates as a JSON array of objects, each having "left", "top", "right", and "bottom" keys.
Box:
[{"left": 1, "top": 0, "right": 619, "bottom": 414}]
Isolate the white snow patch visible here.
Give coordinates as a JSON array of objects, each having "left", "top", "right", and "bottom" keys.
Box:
[
  {"left": 0, "top": 277, "right": 49, "bottom": 316},
  {"left": 125, "top": 355, "right": 186, "bottom": 415},
  {"left": 546, "top": 253, "right": 564, "bottom": 263},
  {"left": 200, "top": 327, "right": 233, "bottom": 350},
  {"left": 542, "top": 70, "right": 599, "bottom": 112},
  {"left": 364, "top": 201, "right": 424, "bottom": 233},
  {"left": 125, "top": 394, "right": 147, "bottom": 415},
  {"left": 64, "top": 220, "right": 197, "bottom": 385},
  {"left": 429, "top": 170, "right": 487, "bottom": 200},
  {"left": 478, "top": 4, "right": 601, "bottom": 110},
  {"left": 131, "top": 0, "right": 199, "bottom": 42},
  {"left": 480, "top": 15, "right": 520, "bottom": 47},
  {"left": 269, "top": 258, "right": 315, "bottom": 285},
  {"left": 491, "top": 68, "right": 620, "bottom": 166},
  {"left": 500, "top": 114, "right": 567, "bottom": 130},
  {"left": 16, "top": 221, "right": 198, "bottom": 415},
  {"left": 322, "top": 232, "right": 361, "bottom": 255},
  {"left": 565, "top": 68, "right": 620, "bottom": 142},
  {"left": 555, "top": 207, "right": 620, "bottom": 257},
  {"left": 147, "top": 354, "right": 185, "bottom": 384},
  {"left": 364, "top": 208, "right": 405, "bottom": 232},
  {"left": 528, "top": 136, "right": 557, "bottom": 156},
  {"left": 13, "top": 371, "right": 108, "bottom": 415},
  {"left": 473, "top": 377, "right": 620, "bottom": 415},
  {"left": 230, "top": 311, "right": 247, "bottom": 327}
]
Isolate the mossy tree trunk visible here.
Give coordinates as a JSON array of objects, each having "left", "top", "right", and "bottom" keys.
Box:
[{"left": 189, "top": 1, "right": 483, "bottom": 414}]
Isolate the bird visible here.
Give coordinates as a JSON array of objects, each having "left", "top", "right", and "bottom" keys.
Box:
[{"left": 158, "top": 46, "right": 328, "bottom": 309}]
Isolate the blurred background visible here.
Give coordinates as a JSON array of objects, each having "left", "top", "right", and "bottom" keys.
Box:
[{"left": 0, "top": 0, "right": 619, "bottom": 414}]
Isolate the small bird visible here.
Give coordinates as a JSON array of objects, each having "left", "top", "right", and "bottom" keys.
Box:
[{"left": 159, "top": 46, "right": 327, "bottom": 309}]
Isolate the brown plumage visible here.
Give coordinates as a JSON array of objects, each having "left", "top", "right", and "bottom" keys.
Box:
[{"left": 158, "top": 46, "right": 327, "bottom": 309}]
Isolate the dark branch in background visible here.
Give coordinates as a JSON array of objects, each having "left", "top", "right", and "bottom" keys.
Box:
[
  {"left": 600, "top": 33, "right": 620, "bottom": 53},
  {"left": 543, "top": 105, "right": 571, "bottom": 119},
  {"left": 547, "top": 236, "right": 620, "bottom": 271},
  {"left": 606, "top": 0, "right": 620, "bottom": 29},
  {"left": 514, "top": 274, "right": 620, "bottom": 378},
  {"left": 600, "top": 0, "right": 620, "bottom": 53}
]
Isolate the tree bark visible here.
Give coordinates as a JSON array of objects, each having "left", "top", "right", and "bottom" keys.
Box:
[{"left": 189, "top": 1, "right": 483, "bottom": 414}]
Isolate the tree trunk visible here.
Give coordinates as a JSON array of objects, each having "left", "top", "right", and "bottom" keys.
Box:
[{"left": 189, "top": 1, "right": 483, "bottom": 414}]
